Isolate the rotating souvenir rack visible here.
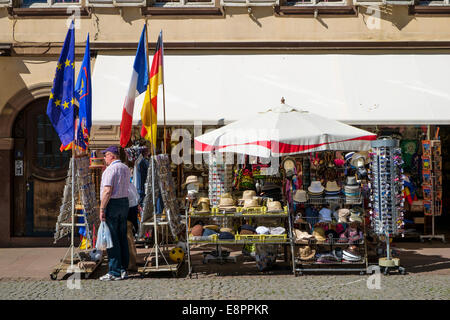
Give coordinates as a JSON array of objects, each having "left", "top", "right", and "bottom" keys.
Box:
[
  {"left": 369, "top": 139, "right": 406, "bottom": 275},
  {"left": 185, "top": 205, "right": 295, "bottom": 277}
]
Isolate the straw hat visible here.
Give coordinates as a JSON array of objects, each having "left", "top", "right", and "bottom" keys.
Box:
[
  {"left": 298, "top": 246, "right": 316, "bottom": 261},
  {"left": 338, "top": 208, "right": 351, "bottom": 223},
  {"left": 293, "top": 190, "right": 308, "bottom": 203},
  {"left": 267, "top": 201, "right": 282, "bottom": 212},
  {"left": 183, "top": 175, "right": 199, "bottom": 187},
  {"left": 240, "top": 190, "right": 257, "bottom": 201},
  {"left": 312, "top": 227, "right": 326, "bottom": 241},
  {"left": 308, "top": 181, "right": 324, "bottom": 194},
  {"left": 196, "top": 197, "right": 210, "bottom": 213},
  {"left": 325, "top": 181, "right": 340, "bottom": 192},
  {"left": 243, "top": 199, "right": 259, "bottom": 208},
  {"left": 218, "top": 197, "right": 237, "bottom": 210},
  {"left": 293, "top": 229, "right": 314, "bottom": 242}
]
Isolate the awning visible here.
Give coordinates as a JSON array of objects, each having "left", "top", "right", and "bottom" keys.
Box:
[{"left": 92, "top": 53, "right": 450, "bottom": 125}]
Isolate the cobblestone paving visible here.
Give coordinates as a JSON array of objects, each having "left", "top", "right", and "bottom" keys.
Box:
[{"left": 0, "top": 274, "right": 449, "bottom": 300}]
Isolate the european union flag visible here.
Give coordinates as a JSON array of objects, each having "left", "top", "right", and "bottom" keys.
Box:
[
  {"left": 46, "top": 21, "right": 75, "bottom": 148},
  {"left": 75, "top": 33, "right": 92, "bottom": 150}
]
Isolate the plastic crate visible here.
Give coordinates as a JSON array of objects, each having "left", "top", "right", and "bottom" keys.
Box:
[
  {"left": 241, "top": 207, "right": 267, "bottom": 215},
  {"left": 235, "top": 234, "right": 264, "bottom": 241},
  {"left": 264, "top": 206, "right": 289, "bottom": 214},
  {"left": 261, "top": 234, "right": 287, "bottom": 242}
]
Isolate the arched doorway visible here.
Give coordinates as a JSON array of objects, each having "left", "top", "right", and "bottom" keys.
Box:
[{"left": 12, "top": 97, "right": 70, "bottom": 236}]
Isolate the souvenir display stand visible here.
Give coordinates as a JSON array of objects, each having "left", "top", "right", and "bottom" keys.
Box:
[
  {"left": 185, "top": 204, "right": 294, "bottom": 278},
  {"left": 420, "top": 139, "right": 446, "bottom": 243},
  {"left": 192, "top": 100, "right": 379, "bottom": 276},
  {"left": 294, "top": 223, "right": 368, "bottom": 276},
  {"left": 369, "top": 139, "right": 406, "bottom": 275},
  {"left": 139, "top": 154, "right": 185, "bottom": 277},
  {"left": 292, "top": 161, "right": 369, "bottom": 276},
  {"left": 51, "top": 155, "right": 102, "bottom": 280}
]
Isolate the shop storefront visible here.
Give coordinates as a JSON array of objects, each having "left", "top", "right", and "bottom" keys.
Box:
[{"left": 2, "top": 49, "right": 450, "bottom": 250}]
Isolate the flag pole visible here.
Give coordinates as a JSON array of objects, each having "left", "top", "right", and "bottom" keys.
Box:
[
  {"left": 145, "top": 19, "right": 159, "bottom": 269},
  {"left": 70, "top": 19, "right": 75, "bottom": 270},
  {"left": 160, "top": 30, "right": 167, "bottom": 155},
  {"left": 144, "top": 19, "right": 155, "bottom": 157}
]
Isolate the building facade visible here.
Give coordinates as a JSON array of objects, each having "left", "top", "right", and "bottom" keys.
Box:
[{"left": 1, "top": 0, "right": 450, "bottom": 246}]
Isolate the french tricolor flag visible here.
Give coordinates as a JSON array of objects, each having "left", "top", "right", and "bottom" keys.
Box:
[{"left": 120, "top": 25, "right": 149, "bottom": 148}]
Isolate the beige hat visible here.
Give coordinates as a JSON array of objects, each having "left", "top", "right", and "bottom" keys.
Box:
[
  {"left": 243, "top": 199, "right": 259, "bottom": 208},
  {"left": 267, "top": 201, "right": 282, "bottom": 212},
  {"left": 220, "top": 227, "right": 234, "bottom": 234},
  {"left": 338, "top": 208, "right": 351, "bottom": 223},
  {"left": 293, "top": 229, "right": 314, "bottom": 243},
  {"left": 219, "top": 197, "right": 235, "bottom": 207},
  {"left": 308, "top": 181, "right": 325, "bottom": 194},
  {"left": 240, "top": 190, "right": 257, "bottom": 201},
  {"left": 298, "top": 246, "right": 316, "bottom": 261},
  {"left": 196, "top": 197, "right": 210, "bottom": 213},
  {"left": 293, "top": 190, "right": 308, "bottom": 203},
  {"left": 218, "top": 197, "right": 237, "bottom": 211},
  {"left": 325, "top": 181, "right": 341, "bottom": 192},
  {"left": 183, "top": 175, "right": 199, "bottom": 187}
]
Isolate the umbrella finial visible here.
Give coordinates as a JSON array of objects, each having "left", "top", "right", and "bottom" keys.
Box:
[{"left": 281, "top": 97, "right": 285, "bottom": 104}]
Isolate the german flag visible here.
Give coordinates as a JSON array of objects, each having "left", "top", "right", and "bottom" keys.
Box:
[{"left": 140, "top": 31, "right": 163, "bottom": 148}]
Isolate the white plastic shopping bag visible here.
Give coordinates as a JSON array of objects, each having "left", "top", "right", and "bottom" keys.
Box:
[{"left": 96, "top": 221, "right": 113, "bottom": 250}]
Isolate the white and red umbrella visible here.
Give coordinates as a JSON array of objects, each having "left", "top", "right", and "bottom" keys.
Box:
[{"left": 194, "top": 103, "right": 377, "bottom": 157}]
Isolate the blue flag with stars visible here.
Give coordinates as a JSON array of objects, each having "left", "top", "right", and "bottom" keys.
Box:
[
  {"left": 46, "top": 21, "right": 75, "bottom": 148},
  {"left": 75, "top": 33, "right": 91, "bottom": 150}
]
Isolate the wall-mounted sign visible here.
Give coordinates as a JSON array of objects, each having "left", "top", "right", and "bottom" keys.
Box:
[{"left": 15, "top": 160, "right": 23, "bottom": 176}]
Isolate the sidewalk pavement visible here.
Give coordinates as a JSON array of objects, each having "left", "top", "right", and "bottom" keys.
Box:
[{"left": 0, "top": 242, "right": 449, "bottom": 280}]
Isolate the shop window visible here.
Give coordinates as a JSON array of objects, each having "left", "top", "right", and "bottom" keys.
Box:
[
  {"left": 315, "top": 0, "right": 346, "bottom": 3},
  {"left": 284, "top": 0, "right": 313, "bottom": 3},
  {"left": 418, "top": 0, "right": 449, "bottom": 5},
  {"left": 20, "top": 0, "right": 80, "bottom": 7},
  {"left": 221, "top": 0, "right": 278, "bottom": 6},
  {"left": 87, "top": 0, "right": 146, "bottom": 6},
  {"left": 282, "top": 0, "right": 346, "bottom": 5},
  {"left": 151, "top": 0, "right": 215, "bottom": 6},
  {"left": 35, "top": 114, "right": 70, "bottom": 171}
]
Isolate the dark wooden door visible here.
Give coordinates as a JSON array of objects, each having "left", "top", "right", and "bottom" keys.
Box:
[{"left": 13, "top": 98, "right": 70, "bottom": 236}]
